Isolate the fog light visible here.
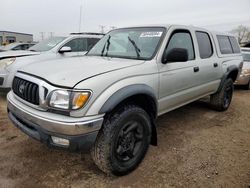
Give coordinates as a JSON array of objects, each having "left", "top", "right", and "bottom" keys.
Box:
[{"left": 51, "top": 136, "right": 69, "bottom": 147}]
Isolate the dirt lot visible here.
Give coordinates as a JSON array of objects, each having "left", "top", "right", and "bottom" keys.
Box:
[{"left": 0, "top": 89, "right": 250, "bottom": 188}]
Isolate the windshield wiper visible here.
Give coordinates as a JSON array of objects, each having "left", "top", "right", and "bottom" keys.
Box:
[
  {"left": 128, "top": 36, "right": 141, "bottom": 59},
  {"left": 101, "top": 35, "right": 111, "bottom": 56}
]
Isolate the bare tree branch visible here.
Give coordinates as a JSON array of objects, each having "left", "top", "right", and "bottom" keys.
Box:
[{"left": 230, "top": 25, "right": 250, "bottom": 44}]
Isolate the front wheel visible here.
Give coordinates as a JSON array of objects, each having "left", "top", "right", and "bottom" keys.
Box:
[
  {"left": 91, "top": 105, "right": 152, "bottom": 176},
  {"left": 210, "top": 78, "right": 234, "bottom": 111}
]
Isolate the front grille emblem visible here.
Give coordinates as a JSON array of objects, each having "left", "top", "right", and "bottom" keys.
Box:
[{"left": 19, "top": 84, "right": 25, "bottom": 94}]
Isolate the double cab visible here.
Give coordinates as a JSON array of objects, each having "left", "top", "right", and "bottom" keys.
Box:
[{"left": 7, "top": 25, "right": 242, "bottom": 175}]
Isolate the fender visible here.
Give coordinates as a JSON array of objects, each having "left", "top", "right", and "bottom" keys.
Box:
[
  {"left": 99, "top": 84, "right": 157, "bottom": 114},
  {"left": 99, "top": 84, "right": 158, "bottom": 146},
  {"left": 217, "top": 65, "right": 239, "bottom": 92}
]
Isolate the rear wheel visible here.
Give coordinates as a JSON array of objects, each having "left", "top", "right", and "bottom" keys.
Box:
[
  {"left": 210, "top": 78, "right": 234, "bottom": 111},
  {"left": 91, "top": 105, "right": 152, "bottom": 176}
]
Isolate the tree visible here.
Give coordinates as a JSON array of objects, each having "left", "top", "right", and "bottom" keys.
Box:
[{"left": 230, "top": 25, "right": 250, "bottom": 44}]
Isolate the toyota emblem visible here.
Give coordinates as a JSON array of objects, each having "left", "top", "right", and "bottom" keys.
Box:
[{"left": 19, "top": 84, "right": 25, "bottom": 94}]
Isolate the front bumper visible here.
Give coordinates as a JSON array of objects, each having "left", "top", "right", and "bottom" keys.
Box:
[{"left": 7, "top": 92, "right": 104, "bottom": 151}]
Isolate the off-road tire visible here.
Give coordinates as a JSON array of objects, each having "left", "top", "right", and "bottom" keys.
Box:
[
  {"left": 91, "top": 105, "right": 152, "bottom": 176},
  {"left": 210, "top": 78, "right": 234, "bottom": 111}
]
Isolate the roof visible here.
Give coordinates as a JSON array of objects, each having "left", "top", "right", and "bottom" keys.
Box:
[
  {"left": 116, "top": 24, "right": 234, "bottom": 36},
  {"left": 0, "top": 31, "right": 33, "bottom": 36},
  {"left": 70, "top": 32, "right": 104, "bottom": 36}
]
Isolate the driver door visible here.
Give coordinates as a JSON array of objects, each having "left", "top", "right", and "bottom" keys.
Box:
[{"left": 158, "top": 27, "right": 200, "bottom": 115}]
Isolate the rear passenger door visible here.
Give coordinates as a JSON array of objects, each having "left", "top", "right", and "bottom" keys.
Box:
[{"left": 194, "top": 31, "right": 222, "bottom": 94}]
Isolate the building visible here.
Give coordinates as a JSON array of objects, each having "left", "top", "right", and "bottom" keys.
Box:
[{"left": 0, "top": 31, "right": 33, "bottom": 45}]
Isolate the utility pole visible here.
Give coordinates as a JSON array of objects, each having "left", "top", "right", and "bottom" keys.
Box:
[
  {"left": 99, "top": 25, "right": 105, "bottom": 34},
  {"left": 79, "top": 5, "right": 83, "bottom": 32},
  {"left": 40, "top": 32, "right": 45, "bottom": 41},
  {"left": 49, "top": 32, "right": 54, "bottom": 38}
]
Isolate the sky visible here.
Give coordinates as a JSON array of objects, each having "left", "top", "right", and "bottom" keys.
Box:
[{"left": 0, "top": 0, "right": 250, "bottom": 41}]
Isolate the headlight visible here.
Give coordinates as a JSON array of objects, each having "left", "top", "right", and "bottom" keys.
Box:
[
  {"left": 49, "top": 90, "right": 91, "bottom": 110},
  {"left": 0, "top": 58, "right": 16, "bottom": 69}
]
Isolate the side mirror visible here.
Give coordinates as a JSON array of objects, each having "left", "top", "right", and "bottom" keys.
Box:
[
  {"left": 59, "top": 46, "right": 72, "bottom": 53},
  {"left": 162, "top": 48, "right": 188, "bottom": 64}
]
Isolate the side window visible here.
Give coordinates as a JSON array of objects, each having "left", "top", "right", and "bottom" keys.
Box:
[
  {"left": 12, "top": 45, "right": 22, "bottom": 50},
  {"left": 229, "top": 37, "right": 240, "bottom": 53},
  {"left": 87, "top": 38, "right": 100, "bottom": 51},
  {"left": 217, "top": 35, "right": 233, "bottom": 54},
  {"left": 165, "top": 30, "right": 195, "bottom": 61},
  {"left": 20, "top": 44, "right": 29, "bottom": 50},
  {"left": 63, "top": 38, "right": 87, "bottom": 52},
  {"left": 195, "top": 31, "right": 213, "bottom": 59}
]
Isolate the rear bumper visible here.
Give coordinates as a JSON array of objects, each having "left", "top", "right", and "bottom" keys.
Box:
[{"left": 7, "top": 92, "right": 104, "bottom": 151}]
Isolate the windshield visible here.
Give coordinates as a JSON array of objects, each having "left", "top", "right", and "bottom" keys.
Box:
[
  {"left": 29, "top": 37, "right": 66, "bottom": 52},
  {"left": 243, "top": 53, "right": 250, "bottom": 61},
  {"left": 87, "top": 27, "right": 165, "bottom": 60}
]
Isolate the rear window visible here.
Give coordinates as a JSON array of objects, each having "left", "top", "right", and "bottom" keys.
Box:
[
  {"left": 217, "top": 35, "right": 233, "bottom": 54},
  {"left": 195, "top": 31, "right": 213, "bottom": 59},
  {"left": 229, "top": 37, "right": 240, "bottom": 53}
]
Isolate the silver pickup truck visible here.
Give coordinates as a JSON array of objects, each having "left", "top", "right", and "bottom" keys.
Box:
[{"left": 7, "top": 25, "right": 243, "bottom": 176}]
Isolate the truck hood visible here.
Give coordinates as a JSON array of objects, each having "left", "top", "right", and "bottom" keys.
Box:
[
  {"left": 0, "top": 50, "right": 40, "bottom": 59},
  {"left": 19, "top": 56, "right": 144, "bottom": 88}
]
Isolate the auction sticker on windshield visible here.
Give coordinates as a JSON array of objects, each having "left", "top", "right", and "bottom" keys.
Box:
[{"left": 140, "top": 32, "right": 163, "bottom": 38}]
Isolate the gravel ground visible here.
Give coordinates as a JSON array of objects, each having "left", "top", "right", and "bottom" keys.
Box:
[{"left": 0, "top": 89, "right": 249, "bottom": 188}]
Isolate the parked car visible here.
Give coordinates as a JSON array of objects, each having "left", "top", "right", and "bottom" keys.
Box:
[
  {"left": 235, "top": 48, "right": 250, "bottom": 89},
  {"left": 0, "top": 33, "right": 104, "bottom": 92},
  {"left": 7, "top": 25, "right": 242, "bottom": 175},
  {"left": 0, "top": 42, "right": 36, "bottom": 52}
]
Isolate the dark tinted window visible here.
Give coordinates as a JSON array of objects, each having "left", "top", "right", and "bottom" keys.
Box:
[
  {"left": 217, "top": 35, "right": 233, "bottom": 54},
  {"left": 165, "top": 31, "right": 195, "bottom": 60},
  {"left": 195, "top": 31, "right": 213, "bottom": 58},
  {"left": 13, "top": 44, "right": 30, "bottom": 50},
  {"left": 229, "top": 37, "right": 240, "bottom": 53},
  {"left": 12, "top": 45, "right": 22, "bottom": 50},
  {"left": 87, "top": 38, "right": 100, "bottom": 51},
  {"left": 63, "top": 38, "right": 87, "bottom": 52}
]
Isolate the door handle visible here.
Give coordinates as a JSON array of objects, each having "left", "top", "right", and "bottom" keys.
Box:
[
  {"left": 193, "top": 66, "right": 199, "bottom": 72},
  {"left": 214, "top": 63, "right": 218, "bottom": 67}
]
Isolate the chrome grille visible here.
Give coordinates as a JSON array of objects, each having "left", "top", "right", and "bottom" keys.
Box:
[{"left": 12, "top": 77, "right": 39, "bottom": 105}]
